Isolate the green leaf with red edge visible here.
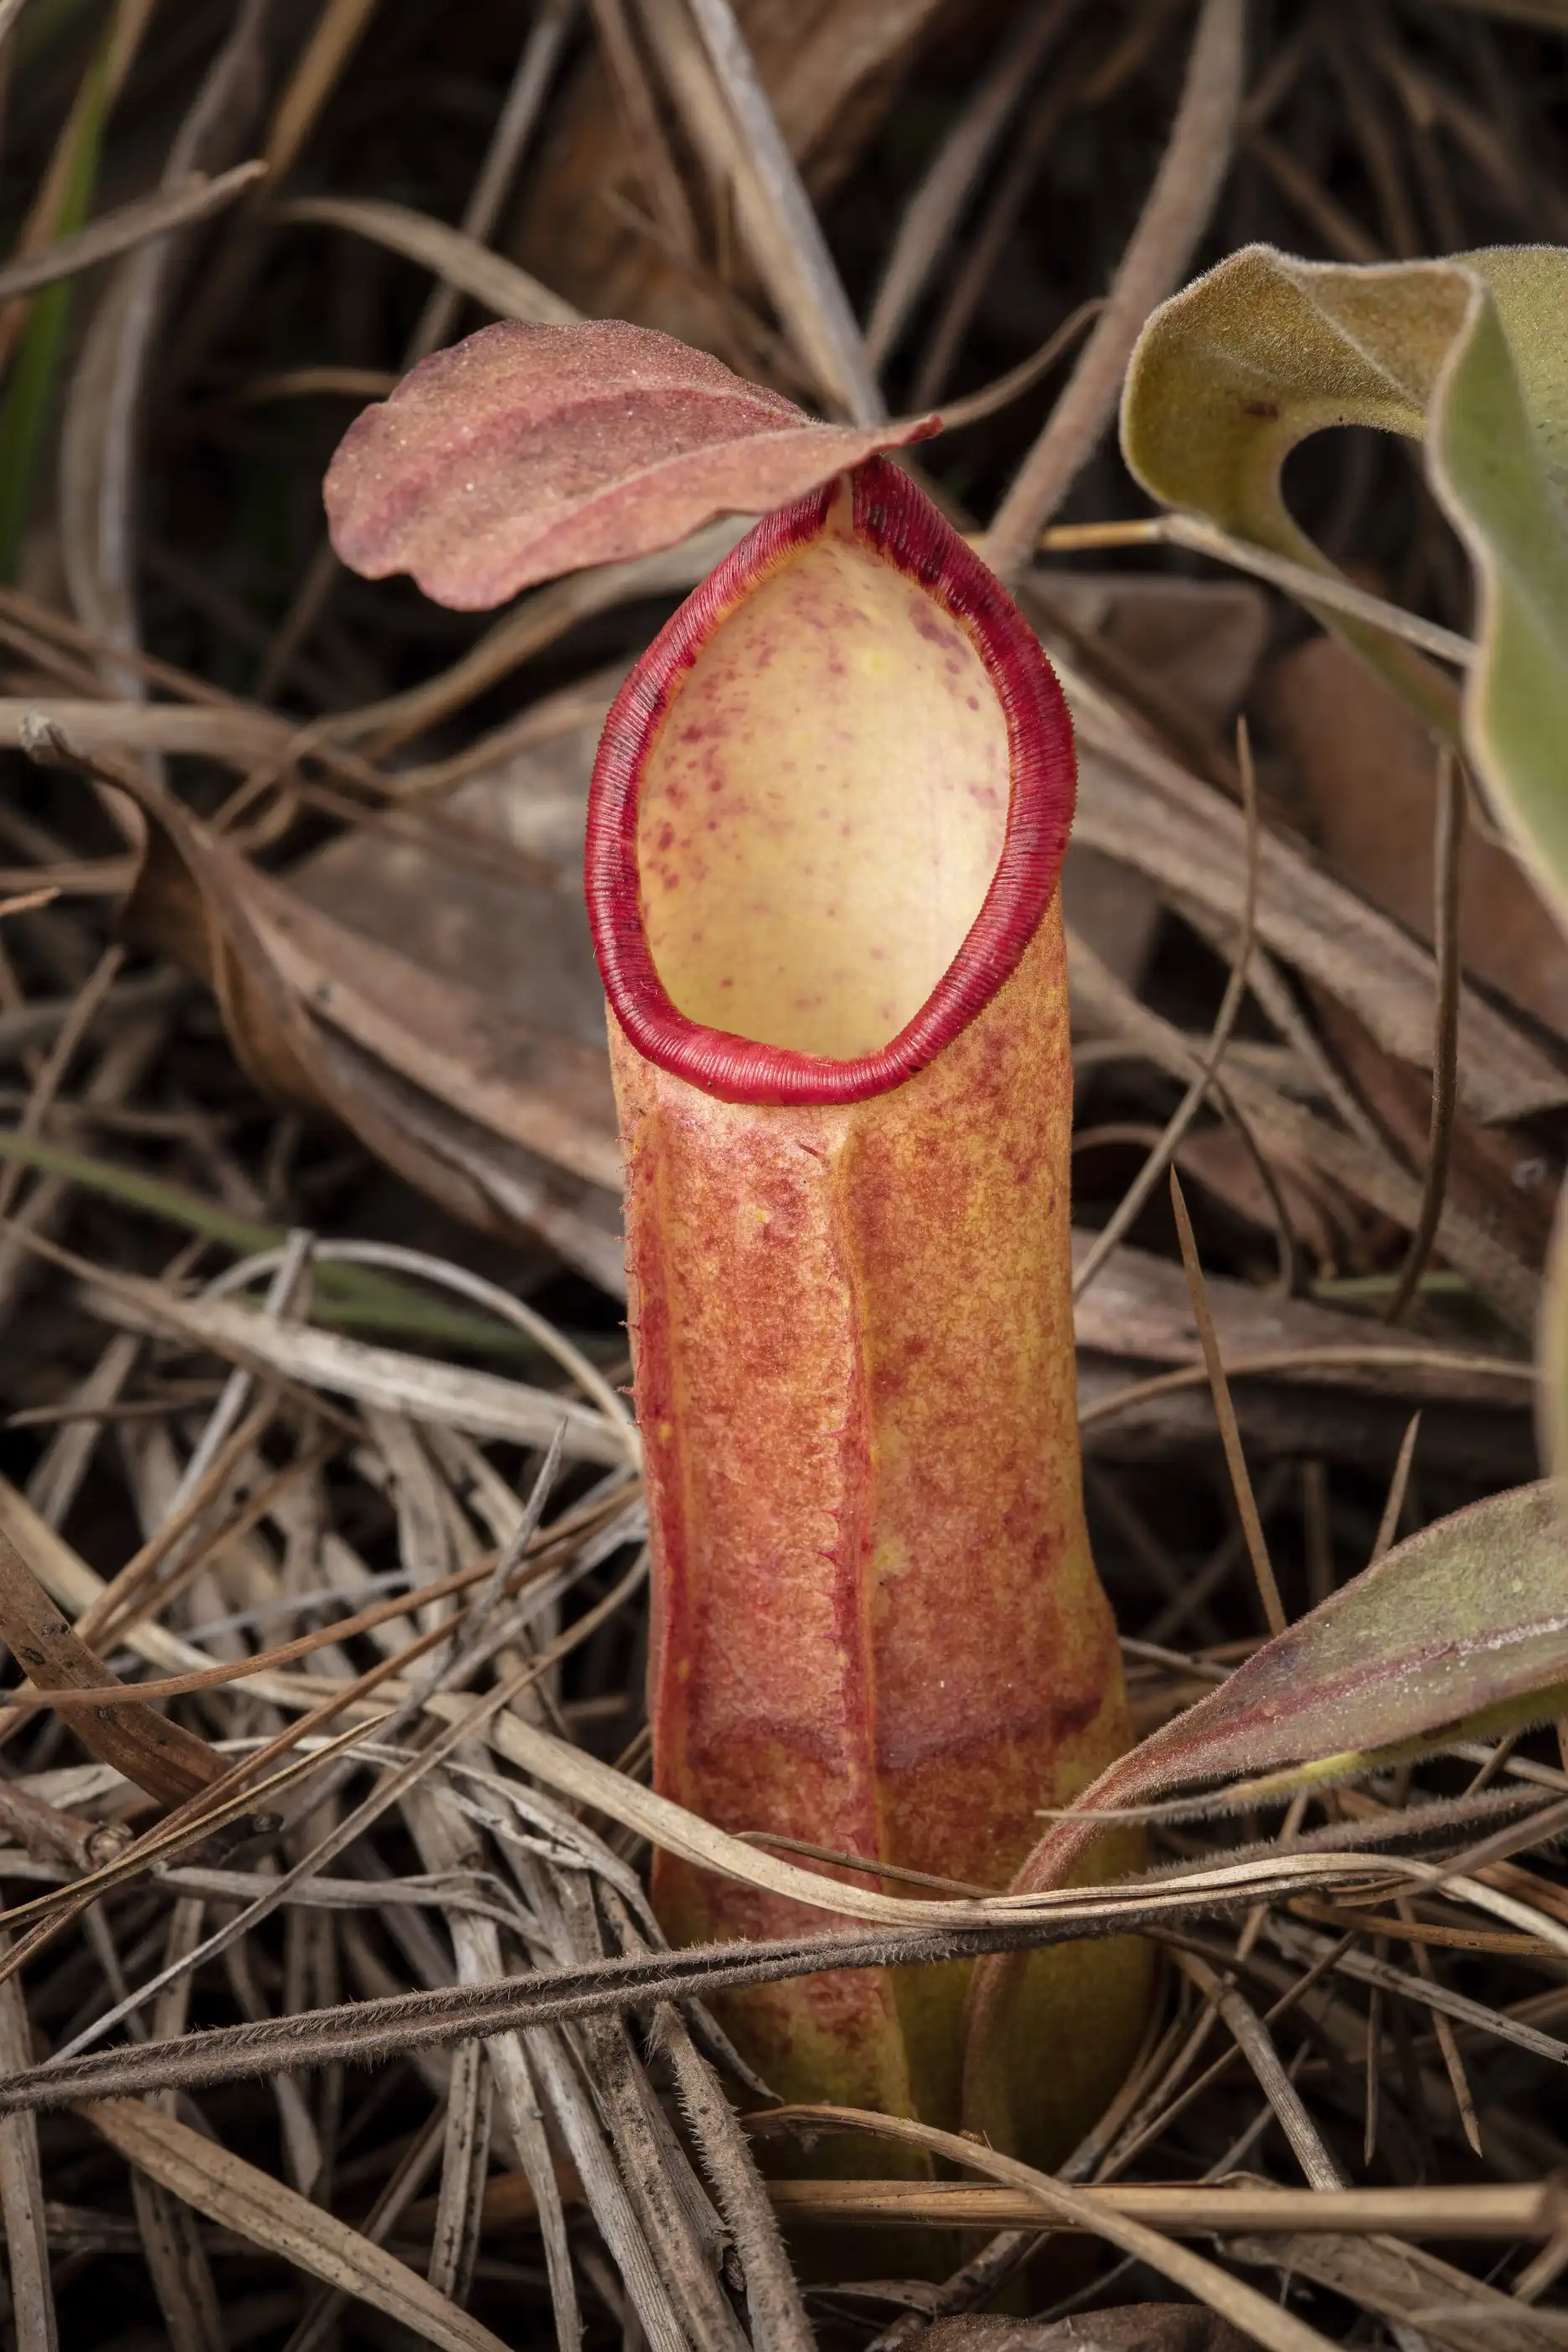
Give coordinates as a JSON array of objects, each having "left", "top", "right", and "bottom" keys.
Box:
[
  {"left": 962, "top": 1479, "right": 1568, "bottom": 2147},
  {"left": 323, "top": 318, "right": 937, "bottom": 610}
]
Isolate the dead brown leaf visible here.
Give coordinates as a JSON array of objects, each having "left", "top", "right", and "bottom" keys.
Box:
[
  {"left": 1263, "top": 631, "right": 1568, "bottom": 1043},
  {"left": 1310, "top": 988, "right": 1560, "bottom": 1273},
  {"left": 116, "top": 773, "right": 624, "bottom": 1287},
  {"left": 291, "top": 696, "right": 614, "bottom": 1052}
]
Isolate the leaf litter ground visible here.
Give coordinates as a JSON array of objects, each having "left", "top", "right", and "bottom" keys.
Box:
[{"left": 0, "top": 3, "right": 1567, "bottom": 2349}]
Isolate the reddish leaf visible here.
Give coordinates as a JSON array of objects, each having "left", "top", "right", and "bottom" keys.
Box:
[
  {"left": 964, "top": 1479, "right": 1568, "bottom": 2146},
  {"left": 323, "top": 319, "right": 938, "bottom": 609}
]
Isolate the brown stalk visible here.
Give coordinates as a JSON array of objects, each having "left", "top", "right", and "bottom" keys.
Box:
[
  {"left": 75, "top": 1395, "right": 287, "bottom": 1652},
  {"left": 1169, "top": 1168, "right": 1288, "bottom": 1640},
  {"left": 0, "top": 164, "right": 265, "bottom": 303},
  {"left": 0, "top": 1534, "right": 573, "bottom": 1711},
  {"left": 1075, "top": 722, "right": 1262, "bottom": 1301},
  {"left": 1078, "top": 1344, "right": 1531, "bottom": 1432},
  {"left": 1092, "top": 1932, "right": 1363, "bottom": 2184},
  {"left": 750, "top": 2105, "right": 1344, "bottom": 2352},
  {"left": 0, "top": 1929, "right": 54, "bottom": 2352},
  {"left": 0, "top": 944, "right": 124, "bottom": 1221},
  {"left": 983, "top": 0, "right": 1246, "bottom": 578},
  {"left": 1287, "top": 1898, "right": 1553, "bottom": 1958},
  {"left": 13, "top": 1552, "right": 649, "bottom": 2053},
  {"left": 1173, "top": 1948, "right": 1345, "bottom": 2190},
  {"left": 1385, "top": 748, "right": 1465, "bottom": 1325},
  {"left": 1396, "top": 1890, "right": 1484, "bottom": 2156},
  {"left": 864, "top": 0, "right": 1083, "bottom": 369},
  {"left": 1369, "top": 1411, "right": 1422, "bottom": 1564},
  {"left": 0, "top": 1520, "right": 224, "bottom": 1808},
  {"left": 415, "top": 2165, "right": 1566, "bottom": 2247}
]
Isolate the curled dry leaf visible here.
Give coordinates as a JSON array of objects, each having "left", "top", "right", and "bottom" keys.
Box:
[
  {"left": 0, "top": 1519, "right": 222, "bottom": 1808},
  {"left": 323, "top": 318, "right": 937, "bottom": 608},
  {"left": 963, "top": 1479, "right": 1568, "bottom": 2148}
]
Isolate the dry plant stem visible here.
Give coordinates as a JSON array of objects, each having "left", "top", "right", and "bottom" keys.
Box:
[
  {"left": 1067, "top": 928, "right": 1296, "bottom": 1302},
  {"left": 648, "top": 1997, "right": 815, "bottom": 2352},
  {"left": 1513, "top": 2224, "right": 1568, "bottom": 2305},
  {"left": 0, "top": 165, "right": 264, "bottom": 302},
  {"left": 0, "top": 1697, "right": 416, "bottom": 1984},
  {"left": 752, "top": 2105, "right": 1343, "bottom": 2352},
  {"left": 589, "top": 0, "right": 699, "bottom": 259},
  {"left": 679, "top": 0, "right": 885, "bottom": 424},
  {"left": 1173, "top": 1949, "right": 1345, "bottom": 2190},
  {"left": 0, "top": 1015, "right": 164, "bottom": 1328},
  {"left": 59, "top": 4, "right": 273, "bottom": 725},
  {"left": 864, "top": 0, "right": 1082, "bottom": 369},
  {"left": 0, "top": 1842, "right": 1555, "bottom": 2115},
  {"left": 169, "top": 1229, "right": 317, "bottom": 1516},
  {"left": 588, "top": 457, "right": 1147, "bottom": 2157},
  {"left": 132, "top": 1898, "right": 224, "bottom": 2352},
  {"left": 0, "top": 1932, "right": 56, "bottom": 2352},
  {"left": 1395, "top": 1890, "right": 1483, "bottom": 2156},
  {"left": 281, "top": 2103, "right": 448, "bottom": 2352},
  {"left": 0, "top": 943, "right": 124, "bottom": 1220},
  {"left": 1074, "top": 724, "right": 1260, "bottom": 1301},
  {"left": 162, "top": 0, "right": 383, "bottom": 389},
  {"left": 87, "top": 2100, "right": 513, "bottom": 2352},
  {"left": 983, "top": 0, "right": 1246, "bottom": 579},
  {"left": 1168, "top": 1169, "right": 1288, "bottom": 1638},
  {"left": 1371, "top": 1413, "right": 1422, "bottom": 1565},
  {"left": 1097, "top": 1932, "right": 1360, "bottom": 2184},
  {"left": 0, "top": 0, "right": 158, "bottom": 376},
  {"left": 34, "top": 1555, "right": 648, "bottom": 2055},
  {"left": 908, "top": 39, "right": 1087, "bottom": 412},
  {"left": 75, "top": 1394, "right": 280, "bottom": 1651},
  {"left": 405, "top": 0, "right": 575, "bottom": 364},
  {"left": 374, "top": 2167, "right": 1568, "bottom": 2247},
  {"left": 1385, "top": 750, "right": 1465, "bottom": 1324},
  {"left": 1078, "top": 1344, "right": 1531, "bottom": 1433},
  {"left": 860, "top": 1988, "right": 1180, "bottom": 2352},
  {"left": 0, "top": 1536, "right": 565, "bottom": 1712},
  {"left": 1042, "top": 513, "right": 1475, "bottom": 669},
  {"left": 931, "top": 299, "right": 1104, "bottom": 435},
  {"left": 255, "top": 1, "right": 575, "bottom": 697}
]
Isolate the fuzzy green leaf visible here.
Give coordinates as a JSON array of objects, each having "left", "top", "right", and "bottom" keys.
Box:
[{"left": 1120, "top": 242, "right": 1568, "bottom": 926}]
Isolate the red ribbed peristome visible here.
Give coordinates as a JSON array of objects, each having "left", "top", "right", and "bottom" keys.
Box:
[{"left": 584, "top": 455, "right": 1075, "bottom": 1106}]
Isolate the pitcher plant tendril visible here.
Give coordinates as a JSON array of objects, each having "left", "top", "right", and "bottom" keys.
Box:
[{"left": 326, "top": 320, "right": 1152, "bottom": 2168}]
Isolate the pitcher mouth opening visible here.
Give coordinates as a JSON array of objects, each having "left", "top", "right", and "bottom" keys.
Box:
[{"left": 585, "top": 457, "right": 1076, "bottom": 1109}]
